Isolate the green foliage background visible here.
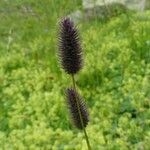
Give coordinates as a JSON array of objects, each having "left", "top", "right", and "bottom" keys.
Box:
[{"left": 0, "top": 0, "right": 150, "bottom": 149}]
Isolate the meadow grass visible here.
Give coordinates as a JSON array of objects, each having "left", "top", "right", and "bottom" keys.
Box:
[{"left": 0, "top": 0, "right": 150, "bottom": 149}]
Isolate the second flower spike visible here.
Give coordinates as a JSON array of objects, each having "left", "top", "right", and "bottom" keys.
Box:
[{"left": 65, "top": 88, "right": 89, "bottom": 129}]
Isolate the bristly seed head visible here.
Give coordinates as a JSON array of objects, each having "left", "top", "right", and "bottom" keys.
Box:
[
  {"left": 65, "top": 88, "right": 89, "bottom": 129},
  {"left": 58, "top": 18, "right": 83, "bottom": 74}
]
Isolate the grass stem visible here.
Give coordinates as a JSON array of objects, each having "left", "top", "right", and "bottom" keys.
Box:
[{"left": 71, "top": 75, "right": 91, "bottom": 150}]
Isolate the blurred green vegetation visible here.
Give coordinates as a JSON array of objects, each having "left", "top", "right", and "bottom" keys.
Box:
[{"left": 0, "top": 0, "right": 150, "bottom": 149}]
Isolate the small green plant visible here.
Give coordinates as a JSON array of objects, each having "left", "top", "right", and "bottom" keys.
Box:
[{"left": 57, "top": 18, "right": 91, "bottom": 149}]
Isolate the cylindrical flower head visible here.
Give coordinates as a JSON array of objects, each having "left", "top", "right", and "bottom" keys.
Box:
[
  {"left": 58, "top": 18, "right": 83, "bottom": 74},
  {"left": 65, "top": 88, "right": 89, "bottom": 129}
]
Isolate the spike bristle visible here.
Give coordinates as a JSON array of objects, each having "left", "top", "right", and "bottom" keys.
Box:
[
  {"left": 65, "top": 88, "right": 89, "bottom": 129},
  {"left": 58, "top": 18, "right": 83, "bottom": 74}
]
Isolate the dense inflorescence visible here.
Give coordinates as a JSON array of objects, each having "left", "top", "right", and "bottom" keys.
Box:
[
  {"left": 58, "top": 18, "right": 83, "bottom": 74},
  {"left": 65, "top": 88, "right": 89, "bottom": 129}
]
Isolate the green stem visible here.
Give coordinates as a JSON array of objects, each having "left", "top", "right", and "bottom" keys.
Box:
[{"left": 71, "top": 74, "right": 91, "bottom": 150}]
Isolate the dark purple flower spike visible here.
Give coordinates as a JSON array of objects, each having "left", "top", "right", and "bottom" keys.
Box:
[
  {"left": 58, "top": 18, "right": 83, "bottom": 74},
  {"left": 65, "top": 88, "right": 89, "bottom": 129}
]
